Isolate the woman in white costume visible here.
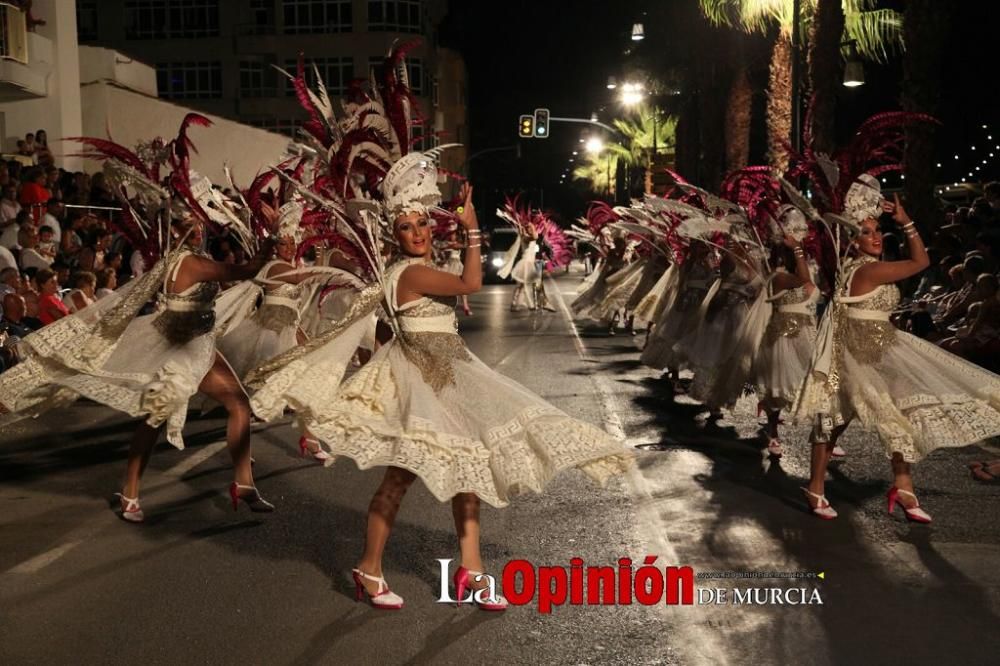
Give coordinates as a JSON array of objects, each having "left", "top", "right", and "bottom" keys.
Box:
[
  {"left": 752, "top": 226, "right": 817, "bottom": 457},
  {"left": 248, "top": 162, "right": 631, "bottom": 611},
  {"left": 795, "top": 181, "right": 1000, "bottom": 522}
]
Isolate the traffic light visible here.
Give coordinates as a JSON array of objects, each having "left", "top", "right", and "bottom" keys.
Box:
[
  {"left": 534, "top": 108, "right": 550, "bottom": 138},
  {"left": 518, "top": 114, "right": 534, "bottom": 138}
]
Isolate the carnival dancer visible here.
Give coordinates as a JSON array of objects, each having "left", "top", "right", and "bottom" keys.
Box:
[
  {"left": 0, "top": 115, "right": 279, "bottom": 522},
  {"left": 570, "top": 209, "right": 632, "bottom": 334},
  {"left": 794, "top": 161, "right": 1000, "bottom": 521},
  {"left": 752, "top": 226, "right": 817, "bottom": 457},
  {"left": 245, "top": 46, "right": 632, "bottom": 607},
  {"left": 640, "top": 242, "right": 716, "bottom": 387}
]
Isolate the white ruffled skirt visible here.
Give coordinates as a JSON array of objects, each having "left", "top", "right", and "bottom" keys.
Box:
[
  {"left": 753, "top": 323, "right": 816, "bottom": 412},
  {"left": 310, "top": 340, "right": 629, "bottom": 506},
  {"left": 831, "top": 330, "right": 1000, "bottom": 462}
]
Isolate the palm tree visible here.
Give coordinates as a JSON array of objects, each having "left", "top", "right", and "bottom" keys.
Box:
[
  {"left": 699, "top": 0, "right": 903, "bottom": 169},
  {"left": 902, "top": 0, "right": 950, "bottom": 231},
  {"left": 572, "top": 108, "right": 677, "bottom": 196}
]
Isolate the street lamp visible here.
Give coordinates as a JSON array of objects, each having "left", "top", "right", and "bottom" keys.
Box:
[
  {"left": 620, "top": 82, "right": 644, "bottom": 106},
  {"left": 606, "top": 76, "right": 617, "bottom": 90},
  {"left": 843, "top": 41, "right": 865, "bottom": 88},
  {"left": 631, "top": 23, "right": 645, "bottom": 41},
  {"left": 585, "top": 137, "right": 605, "bottom": 154}
]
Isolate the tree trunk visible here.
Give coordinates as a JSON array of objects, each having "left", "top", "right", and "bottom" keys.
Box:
[
  {"left": 902, "top": 0, "right": 949, "bottom": 233},
  {"left": 725, "top": 65, "right": 753, "bottom": 170},
  {"left": 698, "top": 62, "right": 729, "bottom": 190},
  {"left": 808, "top": 0, "right": 845, "bottom": 155},
  {"left": 767, "top": 32, "right": 793, "bottom": 170},
  {"left": 675, "top": 86, "right": 701, "bottom": 182}
]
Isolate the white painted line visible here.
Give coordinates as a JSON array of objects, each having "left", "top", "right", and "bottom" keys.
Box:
[
  {"left": 550, "top": 277, "right": 729, "bottom": 665},
  {"left": 7, "top": 540, "right": 84, "bottom": 574},
  {"left": 163, "top": 440, "right": 228, "bottom": 478}
]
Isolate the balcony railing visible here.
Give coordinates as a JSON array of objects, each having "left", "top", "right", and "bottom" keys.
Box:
[{"left": 0, "top": 2, "right": 29, "bottom": 64}]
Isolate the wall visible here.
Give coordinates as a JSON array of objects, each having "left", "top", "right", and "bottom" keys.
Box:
[
  {"left": 78, "top": 46, "right": 157, "bottom": 95},
  {"left": 79, "top": 82, "right": 289, "bottom": 185},
  {"left": 1, "top": 0, "right": 82, "bottom": 167}
]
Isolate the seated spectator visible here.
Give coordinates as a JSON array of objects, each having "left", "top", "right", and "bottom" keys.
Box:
[
  {"left": 129, "top": 247, "right": 147, "bottom": 278},
  {"left": 1, "top": 292, "right": 36, "bottom": 338},
  {"left": 933, "top": 255, "right": 985, "bottom": 331},
  {"left": 37, "top": 225, "right": 57, "bottom": 260},
  {"left": 40, "top": 199, "right": 62, "bottom": 245},
  {"left": 104, "top": 250, "right": 123, "bottom": 274},
  {"left": 0, "top": 266, "right": 20, "bottom": 297},
  {"left": 19, "top": 267, "right": 40, "bottom": 321},
  {"left": 95, "top": 267, "right": 116, "bottom": 299},
  {"left": 63, "top": 271, "right": 96, "bottom": 313},
  {"left": 16, "top": 140, "right": 32, "bottom": 159},
  {"left": 0, "top": 183, "right": 21, "bottom": 248},
  {"left": 35, "top": 268, "right": 69, "bottom": 325},
  {"left": 17, "top": 223, "right": 52, "bottom": 271},
  {"left": 0, "top": 293, "right": 36, "bottom": 372},
  {"left": 60, "top": 210, "right": 87, "bottom": 259},
  {"left": 939, "top": 274, "right": 1000, "bottom": 363},
  {"left": 51, "top": 259, "right": 70, "bottom": 289},
  {"left": 78, "top": 228, "right": 111, "bottom": 272},
  {"left": 0, "top": 244, "right": 15, "bottom": 272},
  {"left": 18, "top": 167, "right": 50, "bottom": 221},
  {"left": 35, "top": 131, "right": 54, "bottom": 171}
]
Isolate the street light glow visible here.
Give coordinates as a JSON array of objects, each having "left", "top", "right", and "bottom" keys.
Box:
[{"left": 585, "top": 137, "right": 605, "bottom": 154}]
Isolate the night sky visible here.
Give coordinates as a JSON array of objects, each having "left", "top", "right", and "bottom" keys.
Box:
[{"left": 440, "top": 1, "right": 1000, "bottom": 222}]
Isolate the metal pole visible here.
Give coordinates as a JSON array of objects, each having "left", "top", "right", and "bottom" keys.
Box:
[{"left": 790, "top": 0, "right": 802, "bottom": 152}]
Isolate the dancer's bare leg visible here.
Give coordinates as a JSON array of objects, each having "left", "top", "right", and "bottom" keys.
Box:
[
  {"left": 356, "top": 466, "right": 417, "bottom": 590},
  {"left": 452, "top": 492, "right": 483, "bottom": 573},
  {"left": 198, "top": 353, "right": 253, "bottom": 487},
  {"left": 122, "top": 422, "right": 162, "bottom": 498}
]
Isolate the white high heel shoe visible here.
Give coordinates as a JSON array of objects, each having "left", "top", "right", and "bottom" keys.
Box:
[
  {"left": 352, "top": 569, "right": 404, "bottom": 609},
  {"left": 800, "top": 487, "right": 838, "bottom": 520},
  {"left": 114, "top": 492, "right": 144, "bottom": 523}
]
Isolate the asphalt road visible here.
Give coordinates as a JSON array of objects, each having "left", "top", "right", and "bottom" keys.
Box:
[{"left": 1, "top": 265, "right": 999, "bottom": 666}]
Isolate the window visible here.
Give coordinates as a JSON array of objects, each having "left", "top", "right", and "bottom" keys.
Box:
[
  {"left": 431, "top": 77, "right": 439, "bottom": 108},
  {"left": 125, "top": 1, "right": 220, "bottom": 39},
  {"left": 76, "top": 0, "right": 99, "bottom": 41},
  {"left": 283, "top": 0, "right": 352, "bottom": 34},
  {"left": 247, "top": 118, "right": 302, "bottom": 138},
  {"left": 245, "top": 0, "right": 275, "bottom": 35},
  {"left": 284, "top": 57, "right": 353, "bottom": 96},
  {"left": 368, "top": 0, "right": 422, "bottom": 33},
  {"left": 239, "top": 61, "right": 278, "bottom": 98},
  {"left": 406, "top": 58, "right": 423, "bottom": 95},
  {"left": 156, "top": 62, "right": 223, "bottom": 99}
]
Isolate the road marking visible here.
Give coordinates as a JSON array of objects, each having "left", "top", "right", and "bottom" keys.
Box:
[
  {"left": 550, "top": 277, "right": 734, "bottom": 665},
  {"left": 6, "top": 540, "right": 84, "bottom": 574},
  {"left": 3, "top": 440, "right": 229, "bottom": 577},
  {"left": 164, "top": 440, "right": 228, "bottom": 478}
]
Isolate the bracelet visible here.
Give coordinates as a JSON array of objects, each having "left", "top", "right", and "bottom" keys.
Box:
[
  {"left": 901, "top": 222, "right": 915, "bottom": 230},
  {"left": 466, "top": 243, "right": 481, "bottom": 249},
  {"left": 793, "top": 247, "right": 804, "bottom": 255}
]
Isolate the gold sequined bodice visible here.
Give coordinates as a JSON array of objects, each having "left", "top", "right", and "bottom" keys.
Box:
[
  {"left": 838, "top": 257, "right": 900, "bottom": 363},
  {"left": 388, "top": 258, "right": 470, "bottom": 391},
  {"left": 764, "top": 284, "right": 817, "bottom": 345}
]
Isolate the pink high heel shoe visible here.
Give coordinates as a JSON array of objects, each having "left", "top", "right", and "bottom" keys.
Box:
[
  {"left": 298, "top": 435, "right": 333, "bottom": 464},
  {"left": 352, "top": 569, "right": 404, "bottom": 609},
  {"left": 228, "top": 482, "right": 275, "bottom": 513},
  {"left": 887, "top": 487, "right": 932, "bottom": 523},
  {"left": 453, "top": 566, "right": 508, "bottom": 611}
]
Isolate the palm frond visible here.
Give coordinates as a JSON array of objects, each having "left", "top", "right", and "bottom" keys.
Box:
[{"left": 843, "top": 8, "right": 904, "bottom": 63}]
